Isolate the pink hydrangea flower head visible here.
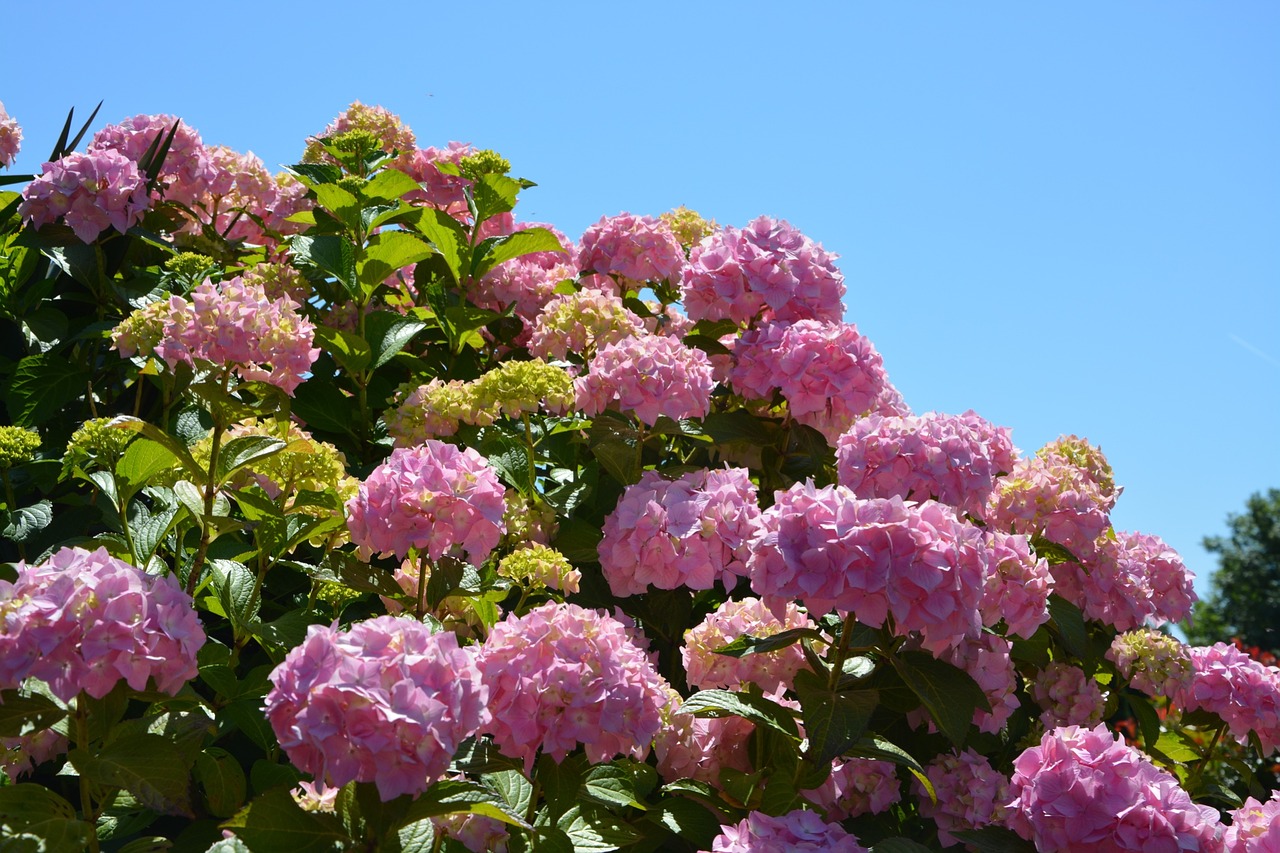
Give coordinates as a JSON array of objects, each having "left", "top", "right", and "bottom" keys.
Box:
[
  {"left": 836, "top": 410, "right": 1017, "bottom": 518},
  {"left": 476, "top": 603, "right": 668, "bottom": 770},
  {"left": 681, "top": 597, "right": 812, "bottom": 693},
  {"left": 941, "top": 633, "right": 1019, "bottom": 734},
  {"left": 264, "top": 616, "right": 489, "bottom": 801},
  {"left": 527, "top": 287, "right": 643, "bottom": 361},
  {"left": 1178, "top": 643, "right": 1280, "bottom": 754},
  {"left": 1226, "top": 791, "right": 1280, "bottom": 852},
  {"left": 654, "top": 689, "right": 754, "bottom": 785},
  {"left": 1, "top": 728, "right": 67, "bottom": 782},
  {"left": 1032, "top": 662, "right": 1107, "bottom": 729},
  {"left": 804, "top": 758, "right": 901, "bottom": 820},
  {"left": 731, "top": 320, "right": 908, "bottom": 442},
  {"left": 575, "top": 334, "right": 716, "bottom": 425},
  {"left": 980, "top": 529, "right": 1053, "bottom": 638},
  {"left": 88, "top": 113, "right": 217, "bottom": 207},
  {"left": 400, "top": 141, "right": 474, "bottom": 216},
  {"left": 578, "top": 213, "right": 686, "bottom": 285},
  {"left": 473, "top": 221, "right": 574, "bottom": 317},
  {"left": 682, "top": 216, "right": 846, "bottom": 326},
  {"left": 265, "top": 171, "right": 313, "bottom": 236},
  {"left": 304, "top": 102, "right": 416, "bottom": 165},
  {"left": 385, "top": 378, "right": 487, "bottom": 445},
  {"left": 1108, "top": 629, "right": 1194, "bottom": 698},
  {"left": 1006, "top": 723, "right": 1224, "bottom": 852},
  {"left": 0, "top": 546, "right": 205, "bottom": 702},
  {"left": 189, "top": 145, "right": 282, "bottom": 244},
  {"left": 1054, "top": 530, "right": 1197, "bottom": 631},
  {"left": 915, "top": 750, "right": 1010, "bottom": 848},
  {"left": 345, "top": 442, "right": 507, "bottom": 563},
  {"left": 711, "top": 810, "right": 868, "bottom": 853},
  {"left": 19, "top": 150, "right": 151, "bottom": 242},
  {"left": 0, "top": 101, "right": 21, "bottom": 168},
  {"left": 599, "top": 468, "right": 763, "bottom": 597},
  {"left": 151, "top": 276, "right": 319, "bottom": 394}
]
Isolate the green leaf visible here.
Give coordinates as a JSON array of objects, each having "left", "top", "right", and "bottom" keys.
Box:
[
  {"left": 474, "top": 425, "right": 534, "bottom": 496},
  {"left": 793, "top": 670, "right": 879, "bottom": 765},
  {"left": 1126, "top": 692, "right": 1163, "bottom": 747},
  {"left": 7, "top": 352, "right": 91, "bottom": 427},
  {"left": 642, "top": 798, "right": 721, "bottom": 851},
  {"left": 471, "top": 227, "right": 567, "bottom": 278},
  {"left": 2, "top": 500, "right": 52, "bottom": 542},
  {"left": 680, "top": 690, "right": 800, "bottom": 739},
  {"left": 314, "top": 326, "right": 372, "bottom": 374},
  {"left": 365, "top": 310, "right": 429, "bottom": 369},
  {"left": 222, "top": 699, "right": 279, "bottom": 753},
  {"left": 311, "top": 184, "right": 361, "bottom": 231},
  {"left": 1152, "top": 729, "right": 1201, "bottom": 763},
  {"left": 70, "top": 732, "right": 194, "bottom": 816},
  {"left": 701, "top": 410, "right": 774, "bottom": 446},
  {"left": 195, "top": 747, "right": 248, "bottom": 818},
  {"left": 360, "top": 230, "right": 434, "bottom": 293},
  {"left": 290, "top": 234, "right": 357, "bottom": 297},
  {"left": 582, "top": 763, "right": 647, "bottom": 811},
  {"left": 216, "top": 435, "right": 287, "bottom": 484},
  {"left": 1047, "top": 594, "right": 1093, "bottom": 669},
  {"left": 0, "top": 689, "right": 66, "bottom": 738},
  {"left": 291, "top": 381, "right": 359, "bottom": 438},
  {"left": 209, "top": 559, "right": 259, "bottom": 632},
  {"left": 425, "top": 557, "right": 484, "bottom": 610},
  {"left": 712, "top": 628, "right": 826, "bottom": 657},
  {"left": 555, "top": 804, "right": 641, "bottom": 853},
  {"left": 589, "top": 418, "right": 642, "bottom": 486},
  {"left": 116, "top": 439, "right": 179, "bottom": 490},
  {"left": 221, "top": 788, "right": 351, "bottom": 853},
  {"left": 890, "top": 650, "right": 989, "bottom": 747},
  {"left": 472, "top": 173, "right": 522, "bottom": 224},
  {"left": 362, "top": 169, "right": 422, "bottom": 203},
  {"left": 109, "top": 417, "right": 205, "bottom": 485},
  {"left": 485, "top": 769, "right": 534, "bottom": 818},
  {"left": 399, "top": 779, "right": 530, "bottom": 829},
  {"left": 128, "top": 487, "right": 182, "bottom": 565},
  {"left": 404, "top": 208, "right": 468, "bottom": 283},
  {"left": 948, "top": 827, "right": 1038, "bottom": 852},
  {"left": 0, "top": 784, "right": 92, "bottom": 853}
]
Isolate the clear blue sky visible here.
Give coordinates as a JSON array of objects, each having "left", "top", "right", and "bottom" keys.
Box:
[{"left": 5, "top": 1, "right": 1277, "bottom": 602}]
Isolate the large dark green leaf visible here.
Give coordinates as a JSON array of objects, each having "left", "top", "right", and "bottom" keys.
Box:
[
  {"left": 290, "top": 234, "right": 357, "bottom": 297},
  {"left": 1047, "top": 594, "right": 1094, "bottom": 669},
  {"left": 404, "top": 208, "right": 467, "bottom": 284},
  {"left": 314, "top": 326, "right": 372, "bottom": 374},
  {"left": 398, "top": 779, "right": 530, "bottom": 829},
  {"left": 116, "top": 439, "right": 179, "bottom": 490},
  {"left": 221, "top": 788, "right": 351, "bottom": 853},
  {"left": 680, "top": 690, "right": 800, "bottom": 738},
  {"left": 1, "top": 500, "right": 52, "bottom": 542},
  {"left": 555, "top": 804, "right": 642, "bottom": 853},
  {"left": 471, "top": 227, "right": 567, "bottom": 278},
  {"left": 890, "top": 650, "right": 989, "bottom": 747},
  {"left": 195, "top": 747, "right": 248, "bottom": 818},
  {"left": 291, "top": 381, "right": 359, "bottom": 438},
  {"left": 712, "top": 627, "right": 826, "bottom": 657},
  {"left": 7, "top": 353, "right": 91, "bottom": 427},
  {"left": 948, "top": 827, "right": 1038, "bottom": 852},
  {"left": 361, "top": 169, "right": 421, "bottom": 204},
  {"left": 365, "top": 310, "right": 429, "bottom": 369},
  {"left": 472, "top": 173, "right": 522, "bottom": 223},
  {"left": 0, "top": 784, "right": 92, "bottom": 853},
  {"left": 793, "top": 670, "right": 879, "bottom": 765},
  {"left": 0, "top": 690, "right": 66, "bottom": 738},
  {"left": 70, "top": 732, "right": 194, "bottom": 816},
  {"left": 215, "top": 435, "right": 287, "bottom": 484},
  {"left": 360, "top": 231, "right": 434, "bottom": 293}
]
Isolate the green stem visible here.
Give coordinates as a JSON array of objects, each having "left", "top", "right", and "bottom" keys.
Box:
[
  {"left": 828, "top": 613, "right": 857, "bottom": 691},
  {"left": 1188, "top": 720, "right": 1228, "bottom": 793},
  {"left": 75, "top": 696, "right": 102, "bottom": 853},
  {"left": 522, "top": 413, "right": 538, "bottom": 489},
  {"left": 187, "top": 370, "right": 232, "bottom": 595},
  {"left": 0, "top": 469, "right": 21, "bottom": 561},
  {"left": 416, "top": 551, "right": 431, "bottom": 619}
]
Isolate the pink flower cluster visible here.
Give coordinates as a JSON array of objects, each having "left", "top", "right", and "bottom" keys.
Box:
[
  {"left": 980, "top": 529, "right": 1053, "bottom": 638},
  {"left": 1, "top": 728, "right": 66, "bottom": 782},
  {"left": 528, "top": 287, "right": 643, "bottom": 360},
  {"left": 1226, "top": 791, "right": 1280, "bottom": 853},
  {"left": 731, "top": 320, "right": 907, "bottom": 442},
  {"left": 682, "top": 216, "right": 846, "bottom": 326},
  {"left": 473, "top": 221, "right": 574, "bottom": 321},
  {"left": 654, "top": 692, "right": 753, "bottom": 785},
  {"left": 475, "top": 603, "right": 668, "bottom": 770},
  {"left": 345, "top": 442, "right": 507, "bottom": 563},
  {"left": 0, "top": 546, "right": 205, "bottom": 702},
  {"left": 1053, "top": 530, "right": 1197, "bottom": 631},
  {"left": 599, "top": 468, "right": 762, "bottom": 596},
  {"left": 682, "top": 597, "right": 812, "bottom": 694},
  {"left": 748, "top": 486, "right": 985, "bottom": 653},
  {"left": 400, "top": 141, "right": 472, "bottom": 215},
  {"left": 191, "top": 146, "right": 310, "bottom": 243},
  {"left": 264, "top": 616, "right": 488, "bottom": 801},
  {"left": 20, "top": 149, "right": 151, "bottom": 243},
  {"left": 1032, "top": 662, "right": 1106, "bottom": 729},
  {"left": 1108, "top": 629, "right": 1194, "bottom": 698},
  {"left": 575, "top": 334, "right": 715, "bottom": 425},
  {"left": 942, "top": 633, "right": 1019, "bottom": 734},
  {"left": 151, "top": 276, "right": 319, "bottom": 394},
  {"left": 711, "top": 810, "right": 868, "bottom": 853},
  {"left": 984, "top": 435, "right": 1118, "bottom": 558},
  {"left": 805, "top": 758, "right": 902, "bottom": 820},
  {"left": 835, "top": 410, "right": 1016, "bottom": 518},
  {"left": 89, "top": 114, "right": 218, "bottom": 207},
  {"left": 1177, "top": 643, "right": 1280, "bottom": 754},
  {"left": 1006, "top": 724, "right": 1223, "bottom": 852},
  {"left": 0, "top": 100, "right": 20, "bottom": 168},
  {"left": 578, "top": 213, "right": 686, "bottom": 284},
  {"left": 915, "top": 750, "right": 1009, "bottom": 848}
]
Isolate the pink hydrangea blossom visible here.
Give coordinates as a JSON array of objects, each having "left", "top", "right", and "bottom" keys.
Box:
[
  {"left": 1177, "top": 643, "right": 1280, "bottom": 755},
  {"left": 681, "top": 597, "right": 812, "bottom": 694},
  {"left": 0, "top": 546, "right": 205, "bottom": 702},
  {"left": 1053, "top": 530, "right": 1198, "bottom": 631},
  {"left": 1109, "top": 629, "right": 1194, "bottom": 699},
  {"left": 189, "top": 145, "right": 289, "bottom": 244},
  {"left": 473, "top": 221, "right": 574, "bottom": 321},
  {"left": 1, "top": 728, "right": 67, "bottom": 782},
  {"left": 400, "top": 141, "right": 473, "bottom": 216},
  {"left": 835, "top": 410, "right": 1016, "bottom": 518},
  {"left": 89, "top": 113, "right": 217, "bottom": 207},
  {"left": 1006, "top": 723, "right": 1224, "bottom": 852},
  {"left": 575, "top": 334, "right": 716, "bottom": 425},
  {"left": 264, "top": 616, "right": 488, "bottom": 802},
  {"left": 19, "top": 149, "right": 152, "bottom": 242},
  {"left": 475, "top": 603, "right": 668, "bottom": 770},
  {"left": 151, "top": 276, "right": 319, "bottom": 394},
  {"left": 711, "top": 810, "right": 868, "bottom": 853},
  {"left": 1226, "top": 791, "right": 1280, "bottom": 852},
  {"left": 345, "top": 442, "right": 507, "bottom": 563},
  {"left": 748, "top": 486, "right": 986, "bottom": 653},
  {"left": 980, "top": 529, "right": 1053, "bottom": 638},
  {"left": 578, "top": 212, "right": 686, "bottom": 284},
  {"left": 599, "top": 468, "right": 762, "bottom": 597},
  {"left": 682, "top": 216, "right": 846, "bottom": 326},
  {"left": 804, "top": 758, "right": 901, "bottom": 820},
  {"left": 915, "top": 750, "right": 1010, "bottom": 848},
  {"left": 431, "top": 810, "right": 510, "bottom": 852},
  {"left": 730, "top": 320, "right": 907, "bottom": 442},
  {"left": 0, "top": 101, "right": 20, "bottom": 168},
  {"left": 654, "top": 690, "right": 754, "bottom": 785},
  {"left": 945, "top": 633, "right": 1019, "bottom": 734},
  {"left": 1032, "top": 662, "right": 1106, "bottom": 729},
  {"left": 528, "top": 287, "right": 644, "bottom": 361}
]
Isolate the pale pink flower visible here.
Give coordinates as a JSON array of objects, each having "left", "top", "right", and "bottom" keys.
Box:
[
  {"left": 20, "top": 150, "right": 151, "bottom": 242},
  {"left": 915, "top": 750, "right": 1010, "bottom": 847},
  {"left": 476, "top": 603, "right": 668, "bottom": 770},
  {"left": 711, "top": 810, "right": 868, "bottom": 853},
  {"left": 1054, "top": 530, "right": 1197, "bottom": 631},
  {"left": 400, "top": 141, "right": 473, "bottom": 216},
  {"left": 980, "top": 529, "right": 1053, "bottom": 638},
  {"left": 578, "top": 212, "right": 686, "bottom": 285},
  {"left": 264, "top": 616, "right": 488, "bottom": 802},
  {"left": 1032, "top": 662, "right": 1106, "bottom": 729},
  {"left": 804, "top": 758, "right": 901, "bottom": 820},
  {"left": 575, "top": 334, "right": 716, "bottom": 425},
  {"left": 473, "top": 220, "right": 574, "bottom": 322},
  {"left": 599, "top": 468, "right": 762, "bottom": 597},
  {"left": 682, "top": 597, "right": 812, "bottom": 694},
  {"left": 1226, "top": 791, "right": 1280, "bottom": 852},
  {"left": 89, "top": 113, "right": 217, "bottom": 207},
  {"left": 527, "top": 287, "right": 643, "bottom": 361},
  {"left": 1177, "top": 643, "right": 1280, "bottom": 755},
  {"left": 682, "top": 216, "right": 846, "bottom": 326},
  {"left": 0, "top": 100, "right": 21, "bottom": 168},
  {"left": 345, "top": 442, "right": 506, "bottom": 563},
  {"left": 1108, "top": 629, "right": 1194, "bottom": 699},
  {"left": 189, "top": 145, "right": 285, "bottom": 244},
  {"left": 945, "top": 633, "right": 1019, "bottom": 734},
  {"left": 1, "top": 728, "right": 67, "bottom": 782},
  {"left": 0, "top": 546, "right": 205, "bottom": 702},
  {"left": 654, "top": 690, "right": 754, "bottom": 785}
]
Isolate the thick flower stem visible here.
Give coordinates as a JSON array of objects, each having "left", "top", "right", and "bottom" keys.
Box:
[
  {"left": 187, "top": 369, "right": 232, "bottom": 596},
  {"left": 828, "top": 613, "right": 858, "bottom": 692},
  {"left": 416, "top": 552, "right": 432, "bottom": 619},
  {"left": 1187, "top": 720, "right": 1228, "bottom": 794},
  {"left": 75, "top": 695, "right": 101, "bottom": 853}
]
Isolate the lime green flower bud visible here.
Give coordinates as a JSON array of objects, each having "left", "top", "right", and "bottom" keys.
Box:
[
  {"left": 471, "top": 360, "right": 574, "bottom": 420},
  {"left": 660, "top": 206, "right": 717, "bottom": 252},
  {"left": 0, "top": 427, "right": 41, "bottom": 470},
  {"left": 499, "top": 544, "right": 580, "bottom": 593},
  {"left": 459, "top": 149, "right": 511, "bottom": 180},
  {"left": 60, "top": 418, "right": 135, "bottom": 479}
]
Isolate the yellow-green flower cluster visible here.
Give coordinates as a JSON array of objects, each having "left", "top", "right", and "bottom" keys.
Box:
[
  {"left": 111, "top": 300, "right": 170, "bottom": 359},
  {"left": 472, "top": 360, "right": 574, "bottom": 421},
  {"left": 60, "top": 418, "right": 134, "bottom": 479},
  {"left": 194, "top": 419, "right": 356, "bottom": 509},
  {"left": 498, "top": 544, "right": 580, "bottom": 594},
  {"left": 385, "top": 379, "right": 486, "bottom": 446},
  {"left": 165, "top": 252, "right": 214, "bottom": 283},
  {"left": 502, "top": 492, "right": 558, "bottom": 547},
  {"left": 660, "top": 206, "right": 717, "bottom": 252},
  {"left": 241, "top": 262, "right": 309, "bottom": 305},
  {"left": 458, "top": 149, "right": 511, "bottom": 180},
  {"left": 0, "top": 427, "right": 41, "bottom": 470}
]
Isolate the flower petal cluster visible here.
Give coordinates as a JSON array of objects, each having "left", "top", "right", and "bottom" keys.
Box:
[
  {"left": 575, "top": 334, "right": 715, "bottom": 425},
  {"left": 400, "top": 141, "right": 473, "bottom": 215},
  {"left": 1032, "top": 662, "right": 1106, "bottom": 728},
  {"left": 475, "top": 603, "right": 668, "bottom": 769},
  {"left": 711, "top": 810, "right": 868, "bottom": 853},
  {"left": 682, "top": 216, "right": 846, "bottom": 325},
  {"left": 0, "top": 546, "right": 205, "bottom": 702},
  {"left": 660, "top": 205, "right": 717, "bottom": 252},
  {"left": 1108, "top": 628, "right": 1194, "bottom": 698},
  {"left": 471, "top": 359, "right": 575, "bottom": 420},
  {"left": 835, "top": 410, "right": 1016, "bottom": 518},
  {"left": 264, "top": 616, "right": 488, "bottom": 802},
  {"left": 804, "top": 758, "right": 902, "bottom": 820},
  {"left": 1226, "top": 791, "right": 1280, "bottom": 853},
  {"left": 528, "top": 287, "right": 643, "bottom": 360},
  {"left": 980, "top": 530, "right": 1053, "bottom": 638},
  {"left": 151, "top": 276, "right": 319, "bottom": 394},
  {"left": 498, "top": 544, "right": 580, "bottom": 593},
  {"left": 943, "top": 633, "right": 1019, "bottom": 734},
  {"left": 1006, "top": 724, "right": 1223, "bottom": 852},
  {"left": 386, "top": 378, "right": 485, "bottom": 444},
  {"left": 0, "top": 100, "right": 20, "bottom": 168},
  {"left": 748, "top": 486, "right": 986, "bottom": 653},
  {"left": 1054, "top": 530, "right": 1197, "bottom": 631},
  {"left": 0, "top": 426, "right": 41, "bottom": 469},
  {"left": 191, "top": 146, "right": 298, "bottom": 244},
  {"left": 88, "top": 113, "right": 217, "bottom": 206},
  {"left": 915, "top": 750, "right": 1009, "bottom": 848},
  {"left": 654, "top": 690, "right": 754, "bottom": 785},
  {"left": 600, "top": 468, "right": 762, "bottom": 596},
  {"left": 1, "top": 728, "right": 66, "bottom": 783},
  {"left": 304, "top": 101, "right": 416, "bottom": 164},
  {"left": 1178, "top": 643, "right": 1280, "bottom": 754},
  {"left": 578, "top": 212, "right": 686, "bottom": 284},
  {"left": 345, "top": 442, "right": 506, "bottom": 563},
  {"left": 682, "top": 597, "right": 812, "bottom": 694},
  {"left": 731, "top": 320, "right": 906, "bottom": 442},
  {"left": 473, "top": 221, "right": 574, "bottom": 318},
  {"left": 20, "top": 149, "right": 151, "bottom": 242}
]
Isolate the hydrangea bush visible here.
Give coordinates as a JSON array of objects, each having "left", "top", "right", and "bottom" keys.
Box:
[{"left": 0, "top": 99, "right": 1276, "bottom": 852}]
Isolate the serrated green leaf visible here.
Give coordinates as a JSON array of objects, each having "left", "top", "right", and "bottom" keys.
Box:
[
  {"left": 196, "top": 747, "right": 248, "bottom": 818},
  {"left": 2, "top": 500, "right": 51, "bottom": 542},
  {"left": 290, "top": 234, "right": 357, "bottom": 297},
  {"left": 291, "top": 381, "right": 359, "bottom": 438},
  {"left": 221, "top": 700, "right": 278, "bottom": 753},
  {"left": 210, "top": 559, "right": 259, "bottom": 632},
  {"left": 7, "top": 353, "right": 91, "bottom": 427},
  {"left": 556, "top": 804, "right": 641, "bottom": 853},
  {"left": 1126, "top": 692, "right": 1163, "bottom": 747},
  {"left": 890, "top": 650, "right": 989, "bottom": 747},
  {"left": 643, "top": 798, "right": 721, "bottom": 851},
  {"left": 70, "top": 732, "right": 193, "bottom": 816},
  {"left": 360, "top": 230, "right": 434, "bottom": 294},
  {"left": 404, "top": 208, "right": 467, "bottom": 284},
  {"left": 471, "top": 227, "right": 567, "bottom": 278},
  {"left": 362, "top": 169, "right": 422, "bottom": 204},
  {"left": 793, "top": 670, "right": 878, "bottom": 765},
  {"left": 110, "top": 418, "right": 205, "bottom": 485},
  {"left": 1047, "top": 594, "right": 1093, "bottom": 669},
  {"left": 485, "top": 769, "right": 534, "bottom": 817},
  {"left": 312, "top": 183, "right": 361, "bottom": 231},
  {"left": 713, "top": 628, "right": 826, "bottom": 658},
  {"left": 0, "top": 784, "right": 92, "bottom": 853},
  {"left": 127, "top": 487, "right": 182, "bottom": 565},
  {"left": 472, "top": 173, "right": 522, "bottom": 223},
  {"left": 221, "top": 788, "right": 351, "bottom": 853},
  {"left": 399, "top": 779, "right": 530, "bottom": 829},
  {"left": 680, "top": 690, "right": 800, "bottom": 739},
  {"left": 365, "top": 311, "right": 429, "bottom": 369},
  {"left": 314, "top": 326, "right": 372, "bottom": 374},
  {"left": 216, "top": 435, "right": 287, "bottom": 484},
  {"left": 0, "top": 689, "right": 66, "bottom": 739},
  {"left": 582, "top": 764, "right": 646, "bottom": 811},
  {"left": 116, "top": 439, "right": 179, "bottom": 490}
]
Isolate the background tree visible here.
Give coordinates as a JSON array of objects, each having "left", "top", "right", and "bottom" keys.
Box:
[{"left": 1185, "top": 488, "right": 1280, "bottom": 652}]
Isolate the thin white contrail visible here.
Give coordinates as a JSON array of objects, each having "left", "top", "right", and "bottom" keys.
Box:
[{"left": 1229, "top": 334, "right": 1280, "bottom": 369}]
